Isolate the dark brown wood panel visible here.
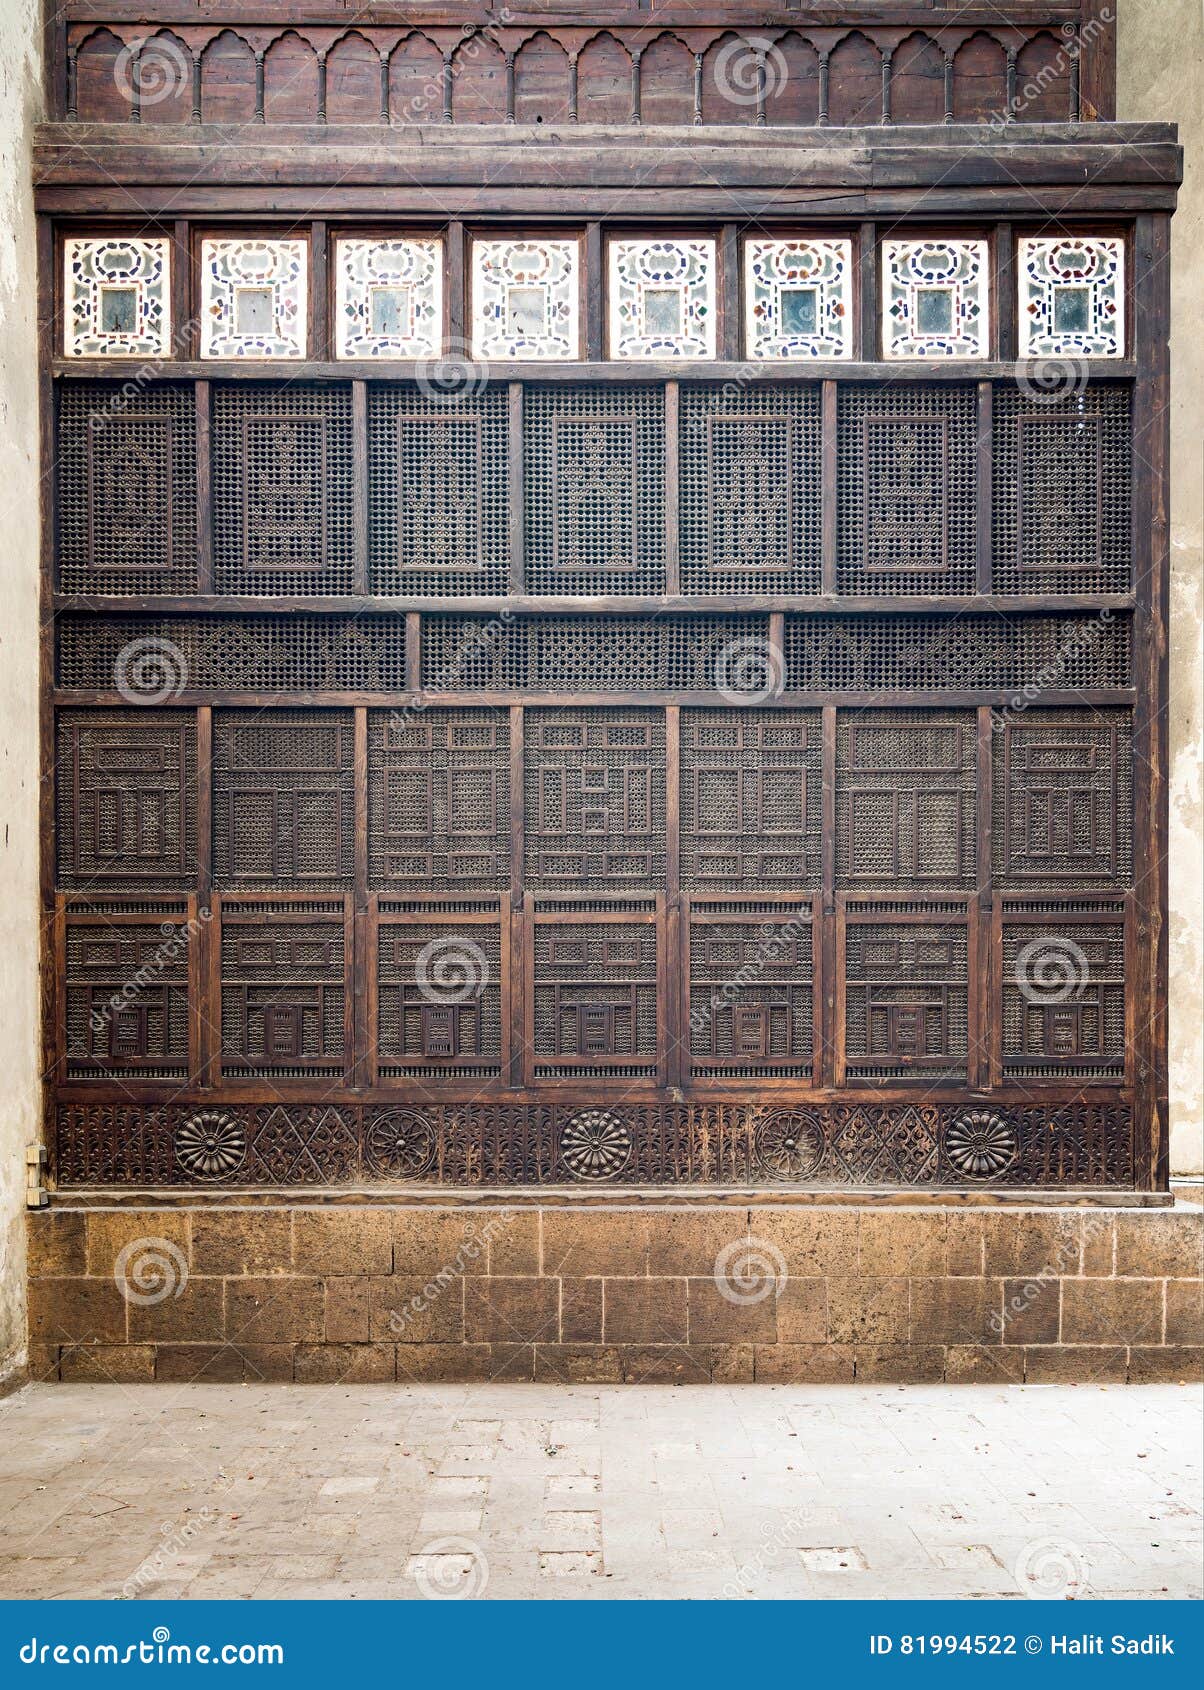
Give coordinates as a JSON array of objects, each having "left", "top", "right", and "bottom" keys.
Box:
[{"left": 34, "top": 6, "right": 1175, "bottom": 1192}]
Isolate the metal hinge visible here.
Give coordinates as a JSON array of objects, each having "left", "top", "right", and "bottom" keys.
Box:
[{"left": 25, "top": 1145, "right": 48, "bottom": 1209}]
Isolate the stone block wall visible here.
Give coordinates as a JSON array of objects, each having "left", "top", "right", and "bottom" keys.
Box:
[{"left": 27, "top": 1203, "right": 1203, "bottom": 1386}]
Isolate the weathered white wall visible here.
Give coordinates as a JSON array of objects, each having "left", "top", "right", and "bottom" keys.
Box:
[
  {"left": 1120, "top": 0, "right": 1204, "bottom": 1176},
  {"left": 0, "top": 0, "right": 42, "bottom": 1382}
]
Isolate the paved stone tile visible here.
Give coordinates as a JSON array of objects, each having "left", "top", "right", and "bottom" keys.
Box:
[{"left": 0, "top": 1382, "right": 1198, "bottom": 1600}]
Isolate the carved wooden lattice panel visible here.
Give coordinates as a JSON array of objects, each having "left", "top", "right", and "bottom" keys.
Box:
[
  {"left": 47, "top": 331, "right": 1154, "bottom": 1191},
  {"left": 368, "top": 383, "right": 510, "bottom": 596},
  {"left": 840, "top": 901, "right": 972, "bottom": 1084},
  {"left": 376, "top": 899, "right": 507, "bottom": 1084},
  {"left": 368, "top": 709, "right": 510, "bottom": 891},
  {"left": 57, "top": 383, "right": 197, "bottom": 596},
  {"left": 524, "top": 708, "right": 666, "bottom": 889},
  {"left": 212, "top": 384, "right": 354, "bottom": 596},
  {"left": 687, "top": 900, "right": 815, "bottom": 1081},
  {"left": 835, "top": 710, "right": 978, "bottom": 889},
  {"left": 997, "top": 897, "right": 1128, "bottom": 1084},
  {"left": 212, "top": 710, "right": 355, "bottom": 889},
  {"left": 56, "top": 711, "right": 196, "bottom": 890},
  {"left": 837, "top": 384, "right": 977, "bottom": 594},
  {"left": 62, "top": 901, "right": 192, "bottom": 1082},
  {"left": 680, "top": 709, "right": 822, "bottom": 890},
  {"left": 679, "top": 384, "right": 822, "bottom": 595},
  {"left": 992, "top": 383, "right": 1131, "bottom": 594},
  {"left": 218, "top": 898, "right": 349, "bottom": 1080},
  {"left": 527, "top": 904, "right": 662, "bottom": 1084},
  {"left": 993, "top": 709, "right": 1133, "bottom": 887},
  {"left": 524, "top": 385, "right": 665, "bottom": 594}
]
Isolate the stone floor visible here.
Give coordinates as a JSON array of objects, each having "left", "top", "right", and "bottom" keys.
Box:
[{"left": 0, "top": 1382, "right": 1199, "bottom": 1600}]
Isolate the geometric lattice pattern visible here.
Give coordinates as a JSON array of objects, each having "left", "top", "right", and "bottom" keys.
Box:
[
  {"left": 367, "top": 709, "right": 511, "bottom": 890},
  {"left": 63, "top": 903, "right": 192, "bottom": 1082},
  {"left": 992, "top": 382, "right": 1131, "bottom": 594},
  {"left": 57, "top": 382, "right": 197, "bottom": 596},
  {"left": 993, "top": 709, "right": 1133, "bottom": 888},
  {"left": 835, "top": 710, "right": 978, "bottom": 889},
  {"left": 64, "top": 237, "right": 170, "bottom": 358},
  {"left": 837, "top": 384, "right": 978, "bottom": 594},
  {"left": 218, "top": 901, "right": 347, "bottom": 1079},
  {"left": 212, "top": 384, "right": 354, "bottom": 595},
  {"left": 1018, "top": 236, "right": 1125, "bottom": 359},
  {"left": 212, "top": 710, "right": 355, "bottom": 888},
  {"left": 999, "top": 901, "right": 1127, "bottom": 1083},
  {"left": 524, "top": 385, "right": 665, "bottom": 594},
  {"left": 679, "top": 384, "right": 822, "bottom": 595},
  {"left": 524, "top": 708, "right": 666, "bottom": 889},
  {"left": 55, "top": 711, "right": 196, "bottom": 890},
  {"left": 688, "top": 902, "right": 814, "bottom": 1079},
  {"left": 368, "top": 383, "right": 510, "bottom": 597},
  {"left": 530, "top": 911, "right": 660, "bottom": 1082},
  {"left": 680, "top": 710, "right": 822, "bottom": 890},
  {"left": 842, "top": 905, "right": 970, "bottom": 1083},
  {"left": 882, "top": 239, "right": 988, "bottom": 358},
  {"left": 377, "top": 907, "right": 505, "bottom": 1082}
]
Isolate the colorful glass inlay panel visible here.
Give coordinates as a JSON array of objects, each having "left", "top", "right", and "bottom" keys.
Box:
[
  {"left": 335, "top": 238, "right": 443, "bottom": 360},
  {"left": 882, "top": 239, "right": 988, "bottom": 359},
  {"left": 64, "top": 238, "right": 171, "bottom": 358},
  {"left": 200, "top": 239, "right": 308, "bottom": 360},
  {"left": 744, "top": 238, "right": 852, "bottom": 360},
  {"left": 1018, "top": 237, "right": 1125, "bottom": 359},
  {"left": 471, "top": 238, "right": 581, "bottom": 361},
  {"left": 608, "top": 239, "right": 717, "bottom": 360}
]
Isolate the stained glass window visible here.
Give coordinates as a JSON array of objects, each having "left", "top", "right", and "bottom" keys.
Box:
[
  {"left": 608, "top": 238, "right": 716, "bottom": 360},
  {"left": 64, "top": 238, "right": 171, "bottom": 358},
  {"left": 1018, "top": 237, "right": 1125, "bottom": 358},
  {"left": 200, "top": 238, "right": 307, "bottom": 359},
  {"left": 882, "top": 239, "right": 988, "bottom": 359},
  {"left": 471, "top": 238, "right": 580, "bottom": 361},
  {"left": 744, "top": 238, "right": 852, "bottom": 360},
  {"left": 336, "top": 238, "right": 443, "bottom": 359}
]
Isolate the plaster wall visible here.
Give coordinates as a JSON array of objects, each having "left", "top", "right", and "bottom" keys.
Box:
[
  {"left": 1120, "top": 0, "right": 1204, "bottom": 1175},
  {"left": 0, "top": 0, "right": 43, "bottom": 1382}
]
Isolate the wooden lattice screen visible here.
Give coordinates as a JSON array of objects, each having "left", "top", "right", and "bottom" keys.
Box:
[{"left": 36, "top": 1, "right": 1174, "bottom": 1194}]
